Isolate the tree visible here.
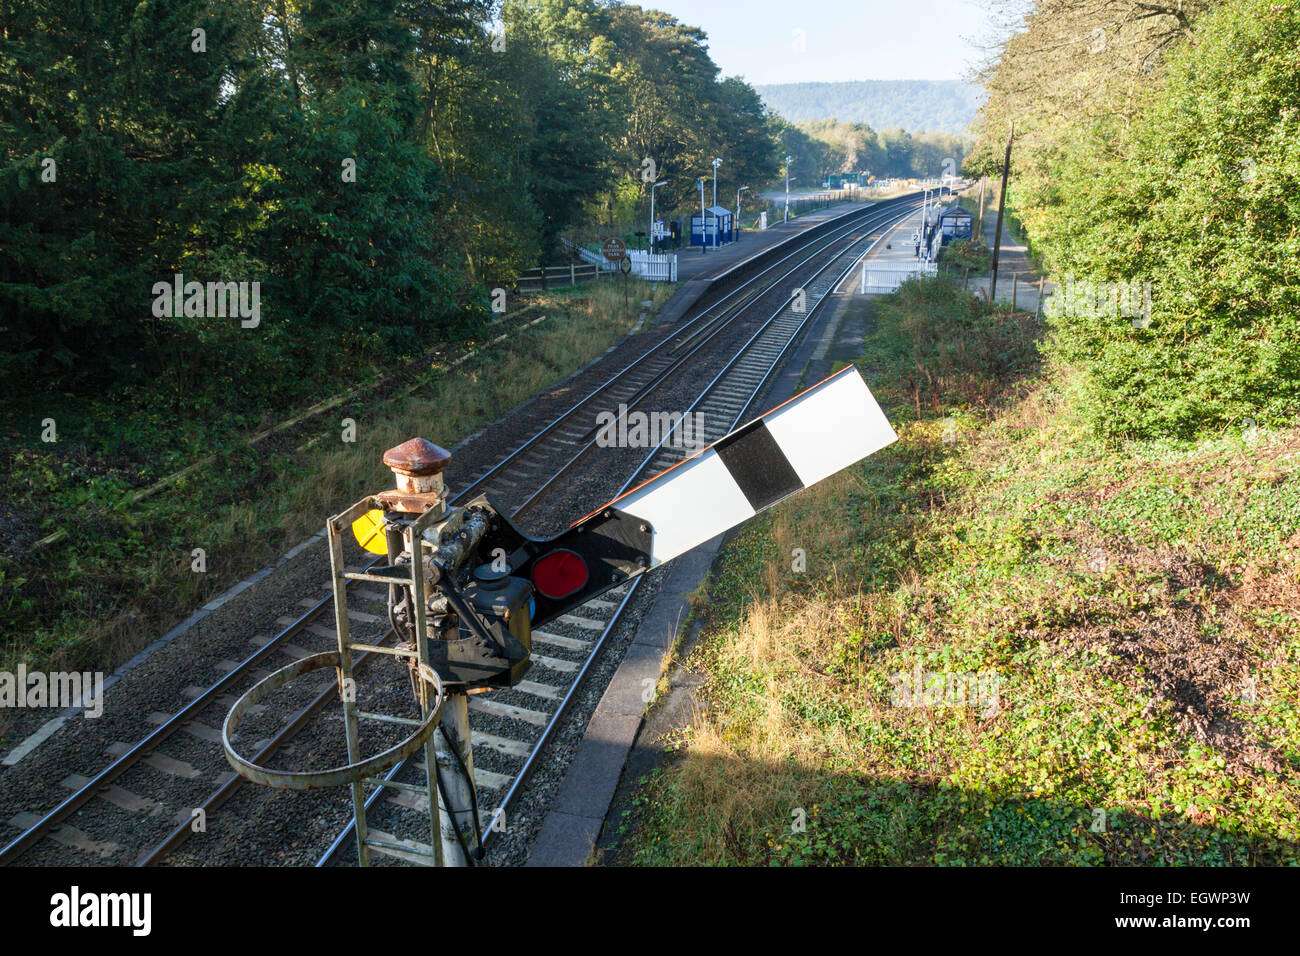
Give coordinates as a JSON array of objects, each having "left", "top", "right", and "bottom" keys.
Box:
[
  {"left": 409, "top": 0, "right": 542, "bottom": 281},
  {"left": 605, "top": 5, "right": 722, "bottom": 216},
  {"left": 503, "top": 0, "right": 616, "bottom": 256},
  {"left": 0, "top": 0, "right": 272, "bottom": 397},
  {"left": 1046, "top": 0, "right": 1300, "bottom": 438},
  {"left": 972, "top": 0, "right": 1299, "bottom": 439}
]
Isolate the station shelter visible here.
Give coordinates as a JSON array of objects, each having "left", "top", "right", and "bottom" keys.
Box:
[
  {"left": 936, "top": 205, "right": 975, "bottom": 245},
  {"left": 690, "top": 205, "right": 734, "bottom": 247}
]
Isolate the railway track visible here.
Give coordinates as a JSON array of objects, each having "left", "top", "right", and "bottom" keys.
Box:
[
  {"left": 316, "top": 197, "right": 920, "bottom": 865},
  {"left": 0, "top": 194, "right": 922, "bottom": 867}
]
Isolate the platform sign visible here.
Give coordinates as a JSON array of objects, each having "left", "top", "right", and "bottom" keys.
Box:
[{"left": 602, "top": 238, "right": 628, "bottom": 262}]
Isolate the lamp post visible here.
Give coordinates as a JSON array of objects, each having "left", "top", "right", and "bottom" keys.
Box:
[
  {"left": 735, "top": 185, "right": 749, "bottom": 241},
  {"left": 784, "top": 154, "right": 792, "bottom": 223},
  {"left": 697, "top": 177, "right": 706, "bottom": 255},
  {"left": 922, "top": 187, "right": 932, "bottom": 259},
  {"left": 649, "top": 179, "right": 666, "bottom": 253},
  {"left": 711, "top": 158, "right": 722, "bottom": 250}
]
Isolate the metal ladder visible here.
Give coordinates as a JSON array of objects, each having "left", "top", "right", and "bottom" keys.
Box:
[{"left": 327, "top": 498, "right": 447, "bottom": 867}]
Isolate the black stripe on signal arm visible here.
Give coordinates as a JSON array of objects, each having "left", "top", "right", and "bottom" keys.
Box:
[{"left": 713, "top": 419, "right": 803, "bottom": 512}]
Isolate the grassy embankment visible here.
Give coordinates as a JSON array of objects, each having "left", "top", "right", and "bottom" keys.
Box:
[
  {"left": 1, "top": 280, "right": 674, "bottom": 698},
  {"left": 621, "top": 277, "right": 1299, "bottom": 865}
]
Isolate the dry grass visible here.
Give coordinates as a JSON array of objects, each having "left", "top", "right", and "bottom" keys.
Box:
[
  {"left": 275, "top": 280, "right": 672, "bottom": 540},
  {"left": 621, "top": 287, "right": 1300, "bottom": 866},
  {"left": 3, "top": 279, "right": 673, "bottom": 685}
]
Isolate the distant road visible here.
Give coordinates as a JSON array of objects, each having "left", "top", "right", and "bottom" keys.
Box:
[{"left": 757, "top": 189, "right": 830, "bottom": 201}]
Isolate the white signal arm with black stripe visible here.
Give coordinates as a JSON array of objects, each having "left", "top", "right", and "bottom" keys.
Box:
[
  {"left": 608, "top": 364, "right": 897, "bottom": 566},
  {"left": 494, "top": 364, "right": 897, "bottom": 628}
]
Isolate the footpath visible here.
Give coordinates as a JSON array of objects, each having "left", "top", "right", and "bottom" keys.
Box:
[{"left": 966, "top": 208, "right": 1055, "bottom": 312}]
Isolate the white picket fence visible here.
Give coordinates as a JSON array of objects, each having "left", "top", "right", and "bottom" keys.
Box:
[
  {"left": 627, "top": 250, "right": 677, "bottom": 281},
  {"left": 563, "top": 239, "right": 608, "bottom": 269},
  {"left": 560, "top": 238, "right": 677, "bottom": 282},
  {"left": 858, "top": 262, "right": 937, "bottom": 293}
]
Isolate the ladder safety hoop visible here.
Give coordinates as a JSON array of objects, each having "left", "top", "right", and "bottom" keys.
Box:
[{"left": 222, "top": 651, "right": 444, "bottom": 791}]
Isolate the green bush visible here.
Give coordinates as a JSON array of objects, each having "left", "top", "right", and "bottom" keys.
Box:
[
  {"left": 1035, "top": 0, "right": 1300, "bottom": 440},
  {"left": 867, "top": 277, "right": 1040, "bottom": 414},
  {"left": 940, "top": 238, "right": 990, "bottom": 272}
]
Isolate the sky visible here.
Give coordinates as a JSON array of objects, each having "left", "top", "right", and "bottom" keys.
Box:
[{"left": 637, "top": 0, "right": 993, "bottom": 85}]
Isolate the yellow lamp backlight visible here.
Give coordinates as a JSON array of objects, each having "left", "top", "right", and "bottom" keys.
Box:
[{"left": 351, "top": 509, "right": 389, "bottom": 555}]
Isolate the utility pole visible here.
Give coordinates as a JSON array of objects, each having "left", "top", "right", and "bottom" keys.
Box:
[
  {"left": 736, "top": 185, "right": 749, "bottom": 241},
  {"left": 976, "top": 176, "right": 986, "bottom": 238},
  {"left": 989, "top": 125, "right": 1014, "bottom": 307}
]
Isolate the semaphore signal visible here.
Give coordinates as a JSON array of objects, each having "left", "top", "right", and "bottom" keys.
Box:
[{"left": 221, "top": 364, "right": 896, "bottom": 866}]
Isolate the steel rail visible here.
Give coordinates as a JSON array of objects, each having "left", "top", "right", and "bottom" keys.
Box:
[
  {"left": 615, "top": 202, "right": 920, "bottom": 497},
  {"left": 729, "top": 207, "right": 914, "bottom": 427},
  {"left": 135, "top": 631, "right": 401, "bottom": 865},
  {"left": 475, "top": 577, "right": 641, "bottom": 850},
  {"left": 1, "top": 196, "right": 918, "bottom": 868},
  {"left": 500, "top": 198, "right": 921, "bottom": 508},
  {"left": 451, "top": 199, "right": 902, "bottom": 503},
  {"left": 316, "top": 199, "right": 922, "bottom": 865},
  {"left": 515, "top": 200, "right": 921, "bottom": 517},
  {"left": 0, "top": 596, "right": 344, "bottom": 865}
]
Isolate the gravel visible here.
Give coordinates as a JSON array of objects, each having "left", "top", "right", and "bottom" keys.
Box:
[{"left": 0, "top": 214, "right": 870, "bottom": 866}]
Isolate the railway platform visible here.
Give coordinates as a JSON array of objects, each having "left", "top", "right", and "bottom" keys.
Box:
[{"left": 653, "top": 200, "right": 882, "bottom": 326}]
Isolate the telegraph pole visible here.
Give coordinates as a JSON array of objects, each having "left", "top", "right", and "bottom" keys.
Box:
[{"left": 989, "top": 124, "right": 1014, "bottom": 307}]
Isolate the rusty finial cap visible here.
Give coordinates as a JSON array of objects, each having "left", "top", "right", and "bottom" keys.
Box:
[{"left": 382, "top": 438, "right": 451, "bottom": 477}]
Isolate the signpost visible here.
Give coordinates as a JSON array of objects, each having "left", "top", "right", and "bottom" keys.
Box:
[
  {"left": 601, "top": 237, "right": 627, "bottom": 263},
  {"left": 604, "top": 238, "right": 631, "bottom": 316}
]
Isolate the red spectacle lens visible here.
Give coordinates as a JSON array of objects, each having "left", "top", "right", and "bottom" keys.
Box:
[{"left": 531, "top": 549, "right": 588, "bottom": 600}]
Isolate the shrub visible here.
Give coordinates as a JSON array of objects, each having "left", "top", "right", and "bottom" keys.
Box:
[
  {"left": 1037, "top": 0, "right": 1300, "bottom": 440},
  {"left": 940, "top": 238, "right": 990, "bottom": 272}
]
